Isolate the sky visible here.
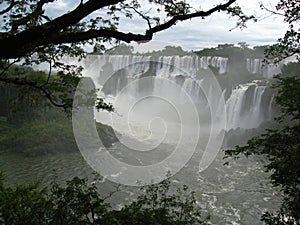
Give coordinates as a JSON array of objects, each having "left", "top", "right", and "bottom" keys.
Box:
[{"left": 45, "top": 0, "right": 289, "bottom": 52}]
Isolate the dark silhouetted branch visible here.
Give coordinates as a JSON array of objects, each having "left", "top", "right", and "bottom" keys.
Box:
[{"left": 0, "top": 0, "right": 237, "bottom": 59}]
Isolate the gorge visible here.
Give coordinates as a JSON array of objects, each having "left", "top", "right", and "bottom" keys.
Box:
[
  {"left": 71, "top": 51, "right": 291, "bottom": 224},
  {"left": 80, "top": 54, "right": 285, "bottom": 131},
  {"left": 1, "top": 47, "right": 295, "bottom": 225}
]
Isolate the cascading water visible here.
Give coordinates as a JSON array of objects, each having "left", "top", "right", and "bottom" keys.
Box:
[
  {"left": 225, "top": 81, "right": 268, "bottom": 130},
  {"left": 245, "top": 57, "right": 296, "bottom": 79},
  {"left": 226, "top": 85, "right": 249, "bottom": 130},
  {"left": 83, "top": 55, "right": 275, "bottom": 131},
  {"left": 246, "top": 58, "right": 263, "bottom": 74},
  {"left": 8, "top": 53, "right": 287, "bottom": 225},
  {"left": 83, "top": 55, "right": 228, "bottom": 81}
]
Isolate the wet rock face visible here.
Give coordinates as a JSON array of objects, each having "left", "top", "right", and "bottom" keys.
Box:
[
  {"left": 174, "top": 75, "right": 186, "bottom": 86},
  {"left": 101, "top": 68, "right": 129, "bottom": 96},
  {"left": 96, "top": 122, "right": 120, "bottom": 148},
  {"left": 86, "top": 55, "right": 281, "bottom": 130}
]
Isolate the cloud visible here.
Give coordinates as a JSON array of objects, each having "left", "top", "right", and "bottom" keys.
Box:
[
  {"left": 44, "top": 0, "right": 79, "bottom": 18},
  {"left": 150, "top": 10, "right": 287, "bottom": 50},
  {"left": 112, "top": 0, "right": 288, "bottom": 50},
  {"left": 43, "top": 0, "right": 288, "bottom": 50}
]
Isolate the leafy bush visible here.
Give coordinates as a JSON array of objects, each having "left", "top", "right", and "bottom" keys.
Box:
[
  {"left": 0, "top": 119, "right": 77, "bottom": 156},
  {"left": 224, "top": 65, "right": 300, "bottom": 223},
  {"left": 0, "top": 173, "right": 207, "bottom": 225}
]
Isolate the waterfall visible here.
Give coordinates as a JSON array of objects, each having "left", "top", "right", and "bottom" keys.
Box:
[
  {"left": 226, "top": 85, "right": 249, "bottom": 130},
  {"left": 268, "top": 94, "right": 275, "bottom": 120},
  {"left": 83, "top": 55, "right": 229, "bottom": 79},
  {"left": 245, "top": 58, "right": 291, "bottom": 79},
  {"left": 225, "top": 81, "right": 268, "bottom": 130},
  {"left": 246, "top": 58, "right": 263, "bottom": 74},
  {"left": 81, "top": 55, "right": 275, "bottom": 131}
]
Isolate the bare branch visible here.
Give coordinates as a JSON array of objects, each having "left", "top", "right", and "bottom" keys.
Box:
[
  {"left": 43, "top": 0, "right": 125, "bottom": 33},
  {"left": 0, "top": 0, "right": 238, "bottom": 59},
  {"left": 39, "top": 85, "right": 68, "bottom": 108},
  {"left": 40, "top": 59, "right": 52, "bottom": 87},
  {"left": 259, "top": 2, "right": 284, "bottom": 17},
  {"left": 0, "top": 0, "right": 17, "bottom": 15},
  {"left": 10, "top": 0, "right": 55, "bottom": 32},
  {"left": 0, "top": 59, "right": 20, "bottom": 77},
  {"left": 0, "top": 77, "right": 68, "bottom": 108},
  {"left": 130, "top": 6, "right": 152, "bottom": 29},
  {"left": 48, "top": 29, "right": 152, "bottom": 45},
  {"left": 148, "top": 0, "right": 236, "bottom": 34},
  {"left": 103, "top": 184, "right": 121, "bottom": 201}
]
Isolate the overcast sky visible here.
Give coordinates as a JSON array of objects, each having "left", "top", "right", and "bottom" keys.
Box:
[{"left": 46, "top": 0, "right": 288, "bottom": 52}]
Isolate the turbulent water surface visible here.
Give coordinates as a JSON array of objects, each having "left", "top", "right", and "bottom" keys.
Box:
[
  {"left": 1, "top": 54, "right": 287, "bottom": 224},
  {"left": 0, "top": 147, "right": 281, "bottom": 224}
]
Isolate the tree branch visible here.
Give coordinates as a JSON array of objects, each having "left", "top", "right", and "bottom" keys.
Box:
[
  {"left": 50, "top": 0, "right": 237, "bottom": 44},
  {"left": 43, "top": 0, "right": 125, "bottom": 33},
  {"left": 39, "top": 85, "right": 68, "bottom": 108},
  {"left": 10, "top": 0, "right": 55, "bottom": 32},
  {"left": 0, "top": 77, "right": 68, "bottom": 108},
  {"left": 0, "top": 0, "right": 237, "bottom": 59},
  {"left": 103, "top": 184, "right": 121, "bottom": 201},
  {"left": 49, "top": 29, "right": 152, "bottom": 45},
  {"left": 0, "top": 0, "right": 126, "bottom": 59},
  {"left": 40, "top": 59, "right": 52, "bottom": 87},
  {"left": 148, "top": 0, "right": 236, "bottom": 34},
  {"left": 0, "top": 59, "right": 20, "bottom": 77},
  {"left": 259, "top": 3, "right": 284, "bottom": 17},
  {"left": 129, "top": 6, "right": 152, "bottom": 29},
  {"left": 0, "top": 0, "right": 17, "bottom": 15}
]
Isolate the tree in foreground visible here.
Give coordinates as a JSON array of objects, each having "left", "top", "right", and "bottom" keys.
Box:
[
  {"left": 0, "top": 0, "right": 255, "bottom": 110},
  {"left": 224, "top": 64, "right": 300, "bottom": 224},
  {"left": 261, "top": 0, "right": 300, "bottom": 62},
  {"left": 224, "top": 1, "right": 299, "bottom": 223},
  {"left": 0, "top": 1, "right": 299, "bottom": 224},
  {"left": 0, "top": 0, "right": 253, "bottom": 60},
  {"left": 0, "top": 173, "right": 208, "bottom": 225},
  {"left": 0, "top": 0, "right": 298, "bottom": 110}
]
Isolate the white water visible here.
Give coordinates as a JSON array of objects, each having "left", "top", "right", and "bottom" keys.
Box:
[
  {"left": 246, "top": 56, "right": 297, "bottom": 78},
  {"left": 246, "top": 58, "right": 280, "bottom": 78},
  {"left": 225, "top": 81, "right": 267, "bottom": 130},
  {"left": 81, "top": 55, "right": 274, "bottom": 131},
  {"left": 5, "top": 54, "right": 282, "bottom": 224},
  {"left": 82, "top": 55, "right": 228, "bottom": 81}
]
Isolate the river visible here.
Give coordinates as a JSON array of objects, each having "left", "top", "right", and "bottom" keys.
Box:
[{"left": 0, "top": 137, "right": 281, "bottom": 225}]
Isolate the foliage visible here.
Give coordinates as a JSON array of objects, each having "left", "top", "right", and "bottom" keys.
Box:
[
  {"left": 280, "top": 62, "right": 300, "bottom": 78},
  {"left": 224, "top": 63, "right": 300, "bottom": 223},
  {"left": 0, "top": 117, "right": 77, "bottom": 156},
  {"left": 263, "top": 0, "right": 300, "bottom": 62},
  {"left": 194, "top": 43, "right": 271, "bottom": 60},
  {"left": 0, "top": 113, "right": 119, "bottom": 156},
  {"left": 261, "top": 209, "right": 299, "bottom": 225},
  {"left": 0, "top": 62, "right": 81, "bottom": 113},
  {"left": 0, "top": 62, "right": 113, "bottom": 116},
  {"left": 144, "top": 45, "right": 189, "bottom": 56},
  {"left": 104, "top": 44, "right": 134, "bottom": 55},
  {"left": 0, "top": 76, "right": 117, "bottom": 156},
  {"left": 0, "top": 173, "right": 109, "bottom": 225},
  {"left": 274, "top": 75, "right": 300, "bottom": 121},
  {"left": 0, "top": 175, "right": 51, "bottom": 225},
  {"left": 109, "top": 178, "right": 208, "bottom": 225},
  {"left": 0, "top": 0, "right": 253, "bottom": 60},
  {"left": 0, "top": 0, "right": 256, "bottom": 109},
  {"left": 0, "top": 173, "right": 207, "bottom": 225}
]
